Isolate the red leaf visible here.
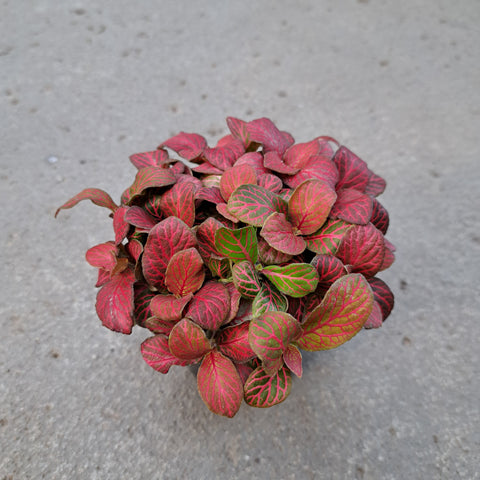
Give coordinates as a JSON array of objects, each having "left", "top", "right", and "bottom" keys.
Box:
[
  {"left": 169, "top": 318, "right": 213, "bottom": 360},
  {"left": 175, "top": 173, "right": 202, "bottom": 191},
  {"left": 165, "top": 247, "right": 205, "bottom": 297},
  {"left": 247, "top": 118, "right": 293, "bottom": 155},
  {"left": 260, "top": 212, "right": 306, "bottom": 255},
  {"left": 370, "top": 198, "right": 389, "bottom": 234},
  {"left": 124, "top": 206, "right": 157, "bottom": 230},
  {"left": 192, "top": 161, "right": 224, "bottom": 175},
  {"left": 368, "top": 277, "right": 394, "bottom": 321},
  {"left": 142, "top": 217, "right": 197, "bottom": 290},
  {"left": 86, "top": 242, "right": 117, "bottom": 271},
  {"left": 55, "top": 188, "right": 118, "bottom": 217},
  {"left": 196, "top": 186, "right": 224, "bottom": 205},
  {"left": 204, "top": 137, "right": 245, "bottom": 171},
  {"left": 283, "top": 155, "right": 338, "bottom": 190},
  {"left": 141, "top": 335, "right": 192, "bottom": 374},
  {"left": 263, "top": 151, "right": 298, "bottom": 175},
  {"left": 216, "top": 203, "right": 240, "bottom": 223},
  {"left": 125, "top": 167, "right": 177, "bottom": 204},
  {"left": 186, "top": 281, "right": 231, "bottom": 331},
  {"left": 197, "top": 351, "right": 243, "bottom": 418},
  {"left": 150, "top": 293, "right": 193, "bottom": 322},
  {"left": 160, "top": 132, "right": 207, "bottom": 160},
  {"left": 113, "top": 206, "right": 130, "bottom": 245},
  {"left": 217, "top": 322, "right": 256, "bottom": 363},
  {"left": 379, "top": 243, "right": 395, "bottom": 271},
  {"left": 297, "top": 274, "right": 373, "bottom": 351},
  {"left": 96, "top": 268, "right": 110, "bottom": 288},
  {"left": 235, "top": 362, "right": 254, "bottom": 385},
  {"left": 133, "top": 283, "right": 155, "bottom": 327},
  {"left": 161, "top": 181, "right": 196, "bottom": 227},
  {"left": 232, "top": 261, "right": 262, "bottom": 299},
  {"left": 288, "top": 179, "right": 337, "bottom": 235},
  {"left": 304, "top": 218, "right": 353, "bottom": 255},
  {"left": 330, "top": 188, "right": 373, "bottom": 225},
  {"left": 333, "top": 146, "right": 370, "bottom": 192},
  {"left": 336, "top": 223, "right": 385, "bottom": 278},
  {"left": 244, "top": 366, "right": 292, "bottom": 408},
  {"left": 234, "top": 152, "right": 269, "bottom": 177},
  {"left": 143, "top": 194, "right": 163, "bottom": 220},
  {"left": 257, "top": 173, "right": 283, "bottom": 193},
  {"left": 225, "top": 282, "right": 242, "bottom": 322},
  {"left": 219, "top": 164, "right": 257, "bottom": 201},
  {"left": 283, "top": 139, "right": 323, "bottom": 169},
  {"left": 129, "top": 149, "right": 169, "bottom": 169},
  {"left": 126, "top": 239, "right": 143, "bottom": 262},
  {"left": 145, "top": 317, "right": 176, "bottom": 335},
  {"left": 364, "top": 301, "right": 383, "bottom": 329},
  {"left": 258, "top": 237, "right": 293, "bottom": 265},
  {"left": 365, "top": 171, "right": 386, "bottom": 197},
  {"left": 95, "top": 268, "right": 135, "bottom": 334},
  {"left": 196, "top": 217, "right": 225, "bottom": 261},
  {"left": 311, "top": 254, "right": 346, "bottom": 289},
  {"left": 283, "top": 344, "right": 302, "bottom": 377},
  {"left": 226, "top": 116, "right": 251, "bottom": 148}
]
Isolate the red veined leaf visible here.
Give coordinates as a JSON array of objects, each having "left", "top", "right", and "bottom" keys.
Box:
[
  {"left": 175, "top": 174, "right": 202, "bottom": 191},
  {"left": 311, "top": 254, "right": 347, "bottom": 289},
  {"left": 262, "top": 263, "right": 319, "bottom": 298},
  {"left": 196, "top": 217, "right": 225, "bottom": 261},
  {"left": 260, "top": 212, "right": 306, "bottom": 255},
  {"left": 150, "top": 292, "right": 193, "bottom": 322},
  {"left": 257, "top": 173, "right": 283, "bottom": 193},
  {"left": 336, "top": 223, "right": 385, "bottom": 278},
  {"left": 145, "top": 317, "right": 175, "bottom": 335},
  {"left": 133, "top": 283, "right": 155, "bottom": 327},
  {"left": 244, "top": 366, "right": 292, "bottom": 408},
  {"left": 228, "top": 184, "right": 287, "bottom": 227},
  {"left": 217, "top": 322, "right": 256, "bottom": 363},
  {"left": 207, "top": 257, "right": 231, "bottom": 279},
  {"left": 225, "top": 282, "right": 242, "bottom": 322},
  {"left": 302, "top": 292, "right": 323, "bottom": 318},
  {"left": 196, "top": 186, "right": 224, "bottom": 204},
  {"left": 235, "top": 362, "right": 254, "bottom": 385},
  {"left": 367, "top": 277, "right": 394, "bottom": 321},
  {"left": 370, "top": 198, "right": 389, "bottom": 234},
  {"left": 278, "top": 188, "right": 293, "bottom": 202},
  {"left": 246, "top": 118, "right": 293, "bottom": 156},
  {"left": 96, "top": 268, "right": 110, "bottom": 287},
  {"left": 384, "top": 237, "right": 396, "bottom": 252},
  {"left": 234, "top": 299, "right": 254, "bottom": 324},
  {"left": 86, "top": 241, "right": 117, "bottom": 271},
  {"left": 204, "top": 137, "right": 245, "bottom": 171},
  {"left": 258, "top": 237, "right": 293, "bottom": 265},
  {"left": 169, "top": 318, "right": 213, "bottom": 360},
  {"left": 304, "top": 218, "right": 353, "bottom": 255},
  {"left": 365, "top": 170, "right": 386, "bottom": 197},
  {"left": 129, "top": 149, "right": 169, "bottom": 169},
  {"left": 288, "top": 179, "right": 337, "bottom": 235},
  {"left": 197, "top": 350, "right": 243, "bottom": 418},
  {"left": 232, "top": 261, "right": 262, "bottom": 299},
  {"left": 192, "top": 161, "right": 224, "bottom": 175},
  {"left": 95, "top": 268, "right": 135, "bottom": 334},
  {"left": 252, "top": 282, "right": 288, "bottom": 317},
  {"left": 126, "top": 167, "right": 177, "bottom": 204},
  {"left": 113, "top": 206, "right": 130, "bottom": 245},
  {"left": 283, "top": 155, "right": 339, "bottom": 190},
  {"left": 226, "top": 116, "right": 251, "bottom": 148},
  {"left": 363, "top": 301, "right": 383, "bottom": 329},
  {"left": 186, "top": 281, "right": 231, "bottom": 331},
  {"left": 330, "top": 188, "right": 373, "bottom": 225},
  {"left": 333, "top": 146, "right": 370, "bottom": 192},
  {"left": 297, "top": 273, "right": 373, "bottom": 351},
  {"left": 160, "top": 132, "right": 207, "bottom": 160},
  {"left": 283, "top": 344, "right": 302, "bottom": 377},
  {"left": 161, "top": 181, "right": 196, "bottom": 227},
  {"left": 316, "top": 136, "right": 339, "bottom": 157},
  {"left": 283, "top": 139, "right": 323, "bottom": 169},
  {"left": 143, "top": 194, "right": 163, "bottom": 220},
  {"left": 165, "top": 248, "right": 204, "bottom": 297},
  {"left": 126, "top": 238, "right": 143, "bottom": 262},
  {"left": 379, "top": 242, "right": 395, "bottom": 271},
  {"left": 142, "top": 217, "right": 197, "bottom": 290},
  {"left": 219, "top": 164, "right": 257, "bottom": 202},
  {"left": 249, "top": 312, "right": 302, "bottom": 374},
  {"left": 141, "top": 334, "right": 192, "bottom": 374},
  {"left": 111, "top": 257, "right": 129, "bottom": 276},
  {"left": 216, "top": 203, "right": 240, "bottom": 223},
  {"left": 124, "top": 206, "right": 157, "bottom": 230},
  {"left": 287, "top": 296, "right": 305, "bottom": 323},
  {"left": 202, "top": 174, "right": 222, "bottom": 189},
  {"left": 55, "top": 188, "right": 118, "bottom": 217},
  {"left": 171, "top": 161, "right": 186, "bottom": 175},
  {"left": 263, "top": 151, "right": 298, "bottom": 175},
  {"left": 215, "top": 225, "right": 258, "bottom": 264},
  {"left": 234, "top": 152, "right": 269, "bottom": 177}
]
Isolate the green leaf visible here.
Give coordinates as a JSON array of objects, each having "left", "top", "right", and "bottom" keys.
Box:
[
  {"left": 262, "top": 263, "right": 319, "bottom": 298},
  {"left": 214, "top": 225, "right": 258, "bottom": 264},
  {"left": 252, "top": 282, "right": 288, "bottom": 317},
  {"left": 297, "top": 274, "right": 373, "bottom": 351},
  {"left": 232, "top": 261, "right": 262, "bottom": 299},
  {"left": 304, "top": 218, "right": 353, "bottom": 255},
  {"left": 244, "top": 366, "right": 292, "bottom": 408}
]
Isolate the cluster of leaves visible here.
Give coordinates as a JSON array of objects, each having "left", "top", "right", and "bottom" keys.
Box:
[{"left": 57, "top": 117, "right": 395, "bottom": 417}]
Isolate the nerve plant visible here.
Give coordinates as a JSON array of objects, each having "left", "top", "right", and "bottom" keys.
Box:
[{"left": 57, "top": 116, "right": 395, "bottom": 417}]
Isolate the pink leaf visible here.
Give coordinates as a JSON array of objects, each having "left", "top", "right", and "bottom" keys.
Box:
[
  {"left": 244, "top": 366, "right": 292, "bottom": 408},
  {"left": 95, "top": 268, "right": 135, "bottom": 334},
  {"left": 379, "top": 243, "right": 395, "bottom": 271},
  {"left": 196, "top": 186, "right": 224, "bottom": 205},
  {"left": 333, "top": 146, "right": 370, "bottom": 192},
  {"left": 234, "top": 152, "right": 269, "bottom": 177},
  {"left": 283, "top": 139, "right": 323, "bottom": 169},
  {"left": 283, "top": 344, "right": 302, "bottom": 377},
  {"left": 260, "top": 212, "right": 306, "bottom": 255},
  {"left": 196, "top": 217, "right": 225, "bottom": 261},
  {"left": 142, "top": 217, "right": 197, "bottom": 290},
  {"left": 161, "top": 181, "right": 196, "bottom": 227},
  {"left": 311, "top": 254, "right": 347, "bottom": 289},
  {"left": 197, "top": 350, "right": 243, "bottom": 418},
  {"left": 141, "top": 335, "right": 192, "bottom": 374},
  {"left": 246, "top": 118, "right": 293, "bottom": 155},
  {"left": 226, "top": 117, "right": 251, "bottom": 148},
  {"left": 150, "top": 293, "right": 193, "bottom": 322},
  {"left": 169, "top": 318, "right": 213, "bottom": 360},
  {"left": 283, "top": 155, "right": 338, "bottom": 190},
  {"left": 113, "top": 206, "right": 130, "bottom": 245},
  {"left": 232, "top": 261, "right": 262, "bottom": 299},
  {"left": 216, "top": 203, "right": 240, "bottom": 223},
  {"left": 86, "top": 242, "right": 117, "bottom": 271},
  {"left": 235, "top": 362, "right": 254, "bottom": 385},
  {"left": 126, "top": 239, "right": 143, "bottom": 262},
  {"left": 225, "top": 282, "right": 242, "bottom": 322},
  {"left": 145, "top": 317, "right": 176, "bottom": 335},
  {"left": 368, "top": 277, "right": 394, "bottom": 321},
  {"left": 217, "top": 322, "right": 256, "bottom": 363},
  {"left": 365, "top": 171, "right": 386, "bottom": 197},
  {"left": 160, "top": 132, "right": 207, "bottom": 160},
  {"left": 192, "top": 161, "right": 224, "bottom": 175},
  {"left": 219, "top": 164, "right": 257, "bottom": 202},
  {"left": 129, "top": 149, "right": 170, "bottom": 169},
  {"left": 257, "top": 173, "right": 283, "bottom": 193},
  {"left": 288, "top": 179, "right": 337, "bottom": 235},
  {"left": 96, "top": 268, "right": 110, "bottom": 287},
  {"left": 258, "top": 237, "right": 293, "bottom": 265},
  {"left": 363, "top": 301, "right": 383, "bottom": 329},
  {"left": 204, "top": 137, "right": 245, "bottom": 171},
  {"left": 165, "top": 247, "right": 205, "bottom": 297},
  {"left": 330, "top": 188, "right": 373, "bottom": 225},
  {"left": 124, "top": 206, "right": 158, "bottom": 230},
  {"left": 263, "top": 151, "right": 298, "bottom": 175},
  {"left": 125, "top": 167, "right": 177, "bottom": 204},
  {"left": 186, "top": 281, "right": 231, "bottom": 331},
  {"left": 55, "top": 188, "right": 118, "bottom": 217}
]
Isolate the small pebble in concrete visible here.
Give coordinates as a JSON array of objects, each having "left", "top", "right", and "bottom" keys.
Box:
[{"left": 46, "top": 155, "right": 58, "bottom": 164}]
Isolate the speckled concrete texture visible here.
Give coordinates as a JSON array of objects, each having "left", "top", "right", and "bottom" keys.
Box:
[{"left": 1, "top": 1, "right": 479, "bottom": 479}]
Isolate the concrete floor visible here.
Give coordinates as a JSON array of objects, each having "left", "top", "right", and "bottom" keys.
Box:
[{"left": 1, "top": 1, "right": 479, "bottom": 478}]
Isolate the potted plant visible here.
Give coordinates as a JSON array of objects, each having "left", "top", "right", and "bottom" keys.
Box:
[{"left": 56, "top": 116, "right": 395, "bottom": 417}]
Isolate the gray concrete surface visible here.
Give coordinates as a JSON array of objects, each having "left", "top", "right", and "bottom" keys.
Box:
[{"left": 1, "top": 1, "right": 479, "bottom": 479}]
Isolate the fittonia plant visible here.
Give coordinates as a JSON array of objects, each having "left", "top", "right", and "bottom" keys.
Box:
[{"left": 57, "top": 117, "right": 395, "bottom": 417}]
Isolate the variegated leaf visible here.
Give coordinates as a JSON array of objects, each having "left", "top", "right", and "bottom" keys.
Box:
[
  {"left": 244, "top": 366, "right": 292, "bottom": 408},
  {"left": 169, "top": 318, "right": 213, "bottom": 360},
  {"left": 232, "top": 261, "right": 262, "bottom": 299},
  {"left": 165, "top": 247, "right": 205, "bottom": 297},
  {"left": 262, "top": 263, "right": 319, "bottom": 298}
]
